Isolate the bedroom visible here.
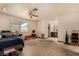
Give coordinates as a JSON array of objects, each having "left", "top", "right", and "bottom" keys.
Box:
[{"left": 0, "top": 3, "right": 79, "bottom": 56}]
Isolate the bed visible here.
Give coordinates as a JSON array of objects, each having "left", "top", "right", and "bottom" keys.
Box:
[
  {"left": 0, "top": 31, "right": 24, "bottom": 56},
  {"left": 0, "top": 37, "right": 24, "bottom": 49}
]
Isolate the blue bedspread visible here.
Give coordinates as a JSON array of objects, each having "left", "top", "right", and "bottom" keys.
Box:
[{"left": 0, "top": 37, "right": 24, "bottom": 49}]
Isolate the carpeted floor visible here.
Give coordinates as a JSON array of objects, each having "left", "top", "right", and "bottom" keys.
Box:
[{"left": 20, "top": 38, "right": 79, "bottom": 56}]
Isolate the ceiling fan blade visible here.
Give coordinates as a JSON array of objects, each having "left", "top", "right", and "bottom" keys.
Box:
[
  {"left": 32, "top": 15, "right": 38, "bottom": 17},
  {"left": 30, "top": 15, "right": 32, "bottom": 18}
]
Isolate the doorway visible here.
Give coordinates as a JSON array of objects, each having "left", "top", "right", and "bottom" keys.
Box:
[
  {"left": 48, "top": 20, "right": 58, "bottom": 38},
  {"left": 48, "top": 24, "right": 51, "bottom": 37}
]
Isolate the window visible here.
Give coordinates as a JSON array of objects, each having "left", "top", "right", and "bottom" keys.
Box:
[{"left": 20, "top": 23, "right": 28, "bottom": 33}]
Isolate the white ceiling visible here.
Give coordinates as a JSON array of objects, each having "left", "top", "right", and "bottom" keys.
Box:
[{"left": 0, "top": 3, "right": 79, "bottom": 21}]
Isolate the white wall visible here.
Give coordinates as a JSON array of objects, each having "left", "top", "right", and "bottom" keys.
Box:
[
  {"left": 37, "top": 20, "right": 48, "bottom": 38},
  {"left": 0, "top": 12, "right": 37, "bottom": 35},
  {"left": 0, "top": 13, "right": 10, "bottom": 30},
  {"left": 26, "top": 20, "right": 37, "bottom": 35},
  {"left": 58, "top": 13, "right": 79, "bottom": 42},
  {"left": 36, "top": 20, "right": 58, "bottom": 38}
]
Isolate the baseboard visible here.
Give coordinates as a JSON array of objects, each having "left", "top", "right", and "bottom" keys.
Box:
[
  {"left": 58, "top": 41, "right": 65, "bottom": 43},
  {"left": 36, "top": 36, "right": 48, "bottom": 39},
  {"left": 58, "top": 40, "right": 71, "bottom": 45}
]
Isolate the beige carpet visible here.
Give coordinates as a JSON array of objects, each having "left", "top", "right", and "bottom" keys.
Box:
[{"left": 20, "top": 38, "right": 79, "bottom": 56}]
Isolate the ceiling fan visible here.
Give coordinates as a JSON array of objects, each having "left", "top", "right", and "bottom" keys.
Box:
[{"left": 28, "top": 8, "right": 39, "bottom": 18}]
